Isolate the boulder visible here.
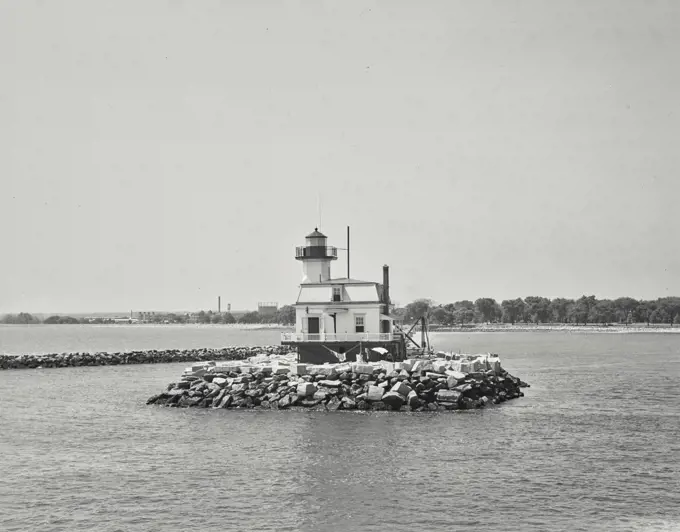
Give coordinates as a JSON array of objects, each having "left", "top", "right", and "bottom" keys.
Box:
[
  {"left": 312, "top": 390, "right": 329, "bottom": 401},
  {"left": 436, "top": 390, "right": 461, "bottom": 403},
  {"left": 391, "top": 381, "right": 412, "bottom": 397},
  {"left": 366, "top": 385, "right": 384, "bottom": 402},
  {"left": 380, "top": 361, "right": 395, "bottom": 374},
  {"left": 308, "top": 365, "right": 338, "bottom": 378},
  {"left": 212, "top": 377, "right": 228, "bottom": 387},
  {"left": 341, "top": 397, "right": 356, "bottom": 410},
  {"left": 318, "top": 379, "right": 341, "bottom": 388},
  {"left": 299, "top": 398, "right": 324, "bottom": 407},
  {"left": 381, "top": 391, "right": 406, "bottom": 410},
  {"left": 327, "top": 396, "right": 342, "bottom": 411},
  {"left": 407, "top": 390, "right": 421, "bottom": 409},
  {"left": 352, "top": 363, "right": 377, "bottom": 375},
  {"left": 297, "top": 382, "right": 317, "bottom": 397},
  {"left": 432, "top": 360, "right": 448, "bottom": 373},
  {"left": 289, "top": 363, "right": 308, "bottom": 375}
]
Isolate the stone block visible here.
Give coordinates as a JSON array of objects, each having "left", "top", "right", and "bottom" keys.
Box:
[
  {"left": 366, "top": 385, "right": 384, "bottom": 402},
  {"left": 426, "top": 372, "right": 446, "bottom": 380},
  {"left": 327, "top": 396, "right": 342, "bottom": 411},
  {"left": 313, "top": 390, "right": 329, "bottom": 401},
  {"left": 297, "top": 382, "right": 317, "bottom": 397},
  {"left": 407, "top": 390, "right": 421, "bottom": 408},
  {"left": 335, "top": 363, "right": 352, "bottom": 374},
  {"left": 216, "top": 394, "right": 232, "bottom": 408},
  {"left": 341, "top": 397, "right": 356, "bottom": 409},
  {"left": 212, "top": 377, "right": 228, "bottom": 387},
  {"left": 401, "top": 360, "right": 414, "bottom": 372},
  {"left": 231, "top": 383, "right": 249, "bottom": 393},
  {"left": 432, "top": 360, "right": 448, "bottom": 373},
  {"left": 445, "top": 370, "right": 466, "bottom": 380},
  {"left": 378, "top": 381, "right": 390, "bottom": 389},
  {"left": 436, "top": 389, "right": 461, "bottom": 403},
  {"left": 410, "top": 360, "right": 423, "bottom": 373},
  {"left": 289, "top": 363, "right": 308, "bottom": 376},
  {"left": 318, "top": 379, "right": 342, "bottom": 388},
  {"left": 391, "top": 381, "right": 412, "bottom": 397},
  {"left": 380, "top": 361, "right": 395, "bottom": 374},
  {"left": 381, "top": 391, "right": 406, "bottom": 409},
  {"left": 459, "top": 362, "right": 473, "bottom": 373},
  {"left": 308, "top": 365, "right": 338, "bottom": 377},
  {"left": 352, "top": 363, "right": 377, "bottom": 375}
]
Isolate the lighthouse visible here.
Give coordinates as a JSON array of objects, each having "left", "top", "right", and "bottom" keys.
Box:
[
  {"left": 296, "top": 228, "right": 337, "bottom": 284},
  {"left": 282, "top": 228, "right": 405, "bottom": 364}
]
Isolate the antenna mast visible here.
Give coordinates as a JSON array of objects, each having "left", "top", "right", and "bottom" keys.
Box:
[{"left": 317, "top": 193, "right": 322, "bottom": 230}]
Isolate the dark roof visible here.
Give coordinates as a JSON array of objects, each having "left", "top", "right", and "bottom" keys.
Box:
[{"left": 306, "top": 228, "right": 327, "bottom": 238}]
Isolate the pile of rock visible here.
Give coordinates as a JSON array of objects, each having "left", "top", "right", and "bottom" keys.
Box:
[
  {"left": 147, "top": 353, "right": 529, "bottom": 412},
  {"left": 0, "top": 346, "right": 290, "bottom": 370}
]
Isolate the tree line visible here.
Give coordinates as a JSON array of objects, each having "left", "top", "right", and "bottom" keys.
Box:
[
  {"left": 4, "top": 297, "right": 680, "bottom": 328},
  {"left": 396, "top": 296, "right": 680, "bottom": 327},
  {"left": 0, "top": 306, "right": 297, "bottom": 326}
]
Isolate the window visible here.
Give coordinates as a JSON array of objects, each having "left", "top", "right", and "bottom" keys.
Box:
[
  {"left": 355, "top": 315, "right": 365, "bottom": 333},
  {"left": 332, "top": 287, "right": 342, "bottom": 302}
]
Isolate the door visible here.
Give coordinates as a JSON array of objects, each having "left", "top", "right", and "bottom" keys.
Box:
[{"left": 307, "top": 317, "right": 320, "bottom": 334}]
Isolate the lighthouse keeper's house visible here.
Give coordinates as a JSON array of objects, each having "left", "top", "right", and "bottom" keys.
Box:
[{"left": 281, "top": 228, "right": 405, "bottom": 364}]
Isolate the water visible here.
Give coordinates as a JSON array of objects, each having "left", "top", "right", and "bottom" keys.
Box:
[{"left": 1, "top": 327, "right": 679, "bottom": 532}]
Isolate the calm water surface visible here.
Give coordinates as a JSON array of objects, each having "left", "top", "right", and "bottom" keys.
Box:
[{"left": 1, "top": 326, "right": 679, "bottom": 531}]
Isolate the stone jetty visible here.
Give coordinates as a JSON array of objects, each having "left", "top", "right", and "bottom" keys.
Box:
[
  {"left": 0, "top": 346, "right": 290, "bottom": 370},
  {"left": 147, "top": 352, "right": 529, "bottom": 412}
]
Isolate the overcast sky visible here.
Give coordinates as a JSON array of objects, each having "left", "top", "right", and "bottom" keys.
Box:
[{"left": 1, "top": 0, "right": 678, "bottom": 313}]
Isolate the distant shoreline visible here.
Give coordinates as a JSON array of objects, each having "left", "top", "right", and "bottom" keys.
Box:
[
  {"left": 1, "top": 322, "right": 679, "bottom": 334},
  {"left": 429, "top": 324, "right": 680, "bottom": 334}
]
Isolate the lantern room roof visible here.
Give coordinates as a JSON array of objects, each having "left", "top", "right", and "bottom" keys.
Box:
[{"left": 305, "top": 228, "right": 327, "bottom": 238}]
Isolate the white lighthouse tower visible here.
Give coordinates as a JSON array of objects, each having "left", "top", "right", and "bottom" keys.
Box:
[{"left": 296, "top": 228, "right": 337, "bottom": 283}]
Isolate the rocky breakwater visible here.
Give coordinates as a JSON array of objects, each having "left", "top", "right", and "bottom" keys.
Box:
[
  {"left": 147, "top": 353, "right": 530, "bottom": 412},
  {"left": 0, "top": 346, "right": 291, "bottom": 370}
]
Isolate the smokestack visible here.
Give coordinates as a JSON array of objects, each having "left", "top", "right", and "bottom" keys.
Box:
[
  {"left": 227, "top": 303, "right": 231, "bottom": 313},
  {"left": 218, "top": 296, "right": 221, "bottom": 313},
  {"left": 382, "top": 264, "right": 390, "bottom": 315},
  {"left": 347, "top": 226, "right": 350, "bottom": 279}
]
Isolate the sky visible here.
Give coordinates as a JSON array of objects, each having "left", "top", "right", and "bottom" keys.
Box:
[{"left": 1, "top": 0, "right": 678, "bottom": 313}]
